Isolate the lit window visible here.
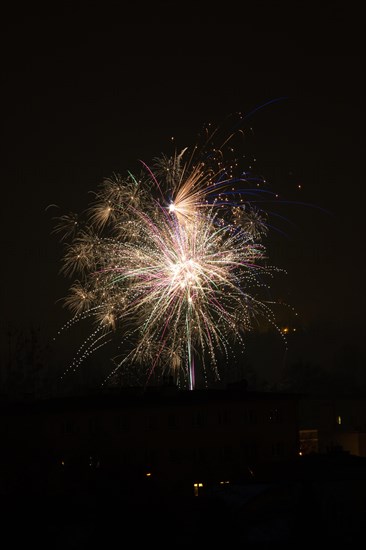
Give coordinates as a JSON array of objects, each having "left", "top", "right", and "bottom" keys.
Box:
[{"left": 193, "top": 482, "right": 203, "bottom": 497}]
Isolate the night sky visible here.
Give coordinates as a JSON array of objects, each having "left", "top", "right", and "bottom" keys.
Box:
[{"left": 1, "top": 4, "right": 365, "bottom": 393}]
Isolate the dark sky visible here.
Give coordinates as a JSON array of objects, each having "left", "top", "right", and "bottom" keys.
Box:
[{"left": 1, "top": 3, "right": 365, "bottom": 389}]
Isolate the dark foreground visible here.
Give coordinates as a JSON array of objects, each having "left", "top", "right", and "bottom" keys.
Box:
[{"left": 2, "top": 453, "right": 366, "bottom": 548}]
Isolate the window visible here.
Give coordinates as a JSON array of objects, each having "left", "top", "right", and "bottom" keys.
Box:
[
  {"left": 193, "top": 482, "right": 203, "bottom": 497},
  {"left": 220, "top": 446, "right": 234, "bottom": 461},
  {"left": 114, "top": 415, "right": 130, "bottom": 430},
  {"left": 146, "top": 415, "right": 158, "bottom": 430},
  {"left": 271, "top": 441, "right": 284, "bottom": 457},
  {"left": 89, "top": 417, "right": 100, "bottom": 434},
  {"left": 144, "top": 449, "right": 157, "bottom": 467},
  {"left": 62, "top": 420, "right": 77, "bottom": 434},
  {"left": 240, "top": 440, "right": 258, "bottom": 460},
  {"left": 194, "top": 448, "right": 208, "bottom": 464},
  {"left": 167, "top": 413, "right": 178, "bottom": 428},
  {"left": 218, "top": 409, "right": 231, "bottom": 425},
  {"left": 122, "top": 449, "right": 136, "bottom": 466},
  {"left": 192, "top": 411, "right": 204, "bottom": 427},
  {"left": 169, "top": 448, "right": 194, "bottom": 463},
  {"left": 248, "top": 410, "right": 257, "bottom": 424},
  {"left": 269, "top": 408, "right": 282, "bottom": 423}
]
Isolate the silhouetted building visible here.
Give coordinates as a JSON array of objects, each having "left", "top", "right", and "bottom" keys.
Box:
[
  {"left": 0, "top": 385, "right": 300, "bottom": 495},
  {"left": 299, "top": 394, "right": 366, "bottom": 457}
]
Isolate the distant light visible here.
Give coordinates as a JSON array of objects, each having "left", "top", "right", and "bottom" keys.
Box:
[
  {"left": 193, "top": 482, "right": 203, "bottom": 497},
  {"left": 337, "top": 415, "right": 342, "bottom": 425},
  {"left": 146, "top": 472, "right": 152, "bottom": 477},
  {"left": 219, "top": 480, "right": 230, "bottom": 485},
  {"left": 299, "top": 451, "right": 303, "bottom": 456}
]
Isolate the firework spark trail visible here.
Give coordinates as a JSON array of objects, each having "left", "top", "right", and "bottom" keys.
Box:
[{"left": 54, "top": 119, "right": 292, "bottom": 389}]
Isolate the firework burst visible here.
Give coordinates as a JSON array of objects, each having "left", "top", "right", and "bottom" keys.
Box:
[{"left": 54, "top": 117, "right": 289, "bottom": 390}]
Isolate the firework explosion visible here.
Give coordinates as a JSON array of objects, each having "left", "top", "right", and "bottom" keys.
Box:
[{"left": 54, "top": 119, "right": 289, "bottom": 390}]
